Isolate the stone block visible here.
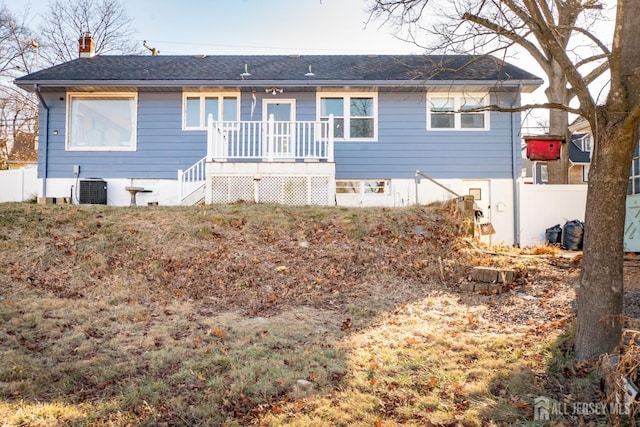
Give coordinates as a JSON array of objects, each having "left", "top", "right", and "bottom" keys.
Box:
[{"left": 471, "top": 266, "right": 515, "bottom": 284}]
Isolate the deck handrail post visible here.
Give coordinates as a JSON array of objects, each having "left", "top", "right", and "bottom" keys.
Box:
[
  {"left": 328, "top": 114, "right": 335, "bottom": 163},
  {"left": 267, "top": 114, "right": 275, "bottom": 162}
]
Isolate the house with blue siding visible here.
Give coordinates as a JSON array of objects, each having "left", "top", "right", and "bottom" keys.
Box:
[{"left": 14, "top": 33, "right": 542, "bottom": 245}]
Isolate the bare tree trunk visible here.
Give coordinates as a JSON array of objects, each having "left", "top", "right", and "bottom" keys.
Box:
[
  {"left": 575, "top": 120, "right": 634, "bottom": 359},
  {"left": 575, "top": 0, "right": 640, "bottom": 359}
]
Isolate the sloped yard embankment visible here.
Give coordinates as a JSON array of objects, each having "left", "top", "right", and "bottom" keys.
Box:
[{"left": 0, "top": 202, "right": 601, "bottom": 426}]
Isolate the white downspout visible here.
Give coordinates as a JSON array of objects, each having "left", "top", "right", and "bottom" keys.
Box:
[
  {"left": 34, "top": 84, "right": 49, "bottom": 199},
  {"left": 511, "top": 86, "right": 522, "bottom": 246}
]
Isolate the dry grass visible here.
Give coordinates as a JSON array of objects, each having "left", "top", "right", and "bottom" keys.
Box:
[{"left": 0, "top": 202, "right": 609, "bottom": 426}]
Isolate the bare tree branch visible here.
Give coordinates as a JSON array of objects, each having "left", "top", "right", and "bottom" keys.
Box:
[
  {"left": 38, "top": 0, "right": 141, "bottom": 66},
  {"left": 462, "top": 11, "right": 550, "bottom": 74}
]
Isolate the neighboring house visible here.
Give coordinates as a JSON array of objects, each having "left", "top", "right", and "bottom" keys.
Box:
[
  {"left": 567, "top": 116, "right": 592, "bottom": 184},
  {"left": 561, "top": 116, "right": 640, "bottom": 252},
  {"left": 520, "top": 156, "right": 534, "bottom": 184},
  {"left": 6, "top": 131, "right": 38, "bottom": 169},
  {"left": 14, "top": 33, "right": 543, "bottom": 245},
  {"left": 567, "top": 133, "right": 591, "bottom": 183}
]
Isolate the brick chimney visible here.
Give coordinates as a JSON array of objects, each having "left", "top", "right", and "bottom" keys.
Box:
[{"left": 78, "top": 32, "right": 95, "bottom": 58}]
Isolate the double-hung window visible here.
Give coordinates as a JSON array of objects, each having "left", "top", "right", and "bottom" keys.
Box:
[
  {"left": 318, "top": 92, "right": 377, "bottom": 141},
  {"left": 183, "top": 92, "right": 239, "bottom": 130},
  {"left": 427, "top": 93, "right": 489, "bottom": 130},
  {"left": 67, "top": 93, "right": 137, "bottom": 151}
]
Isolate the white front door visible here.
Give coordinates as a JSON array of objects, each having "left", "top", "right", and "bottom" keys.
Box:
[{"left": 263, "top": 99, "right": 296, "bottom": 159}]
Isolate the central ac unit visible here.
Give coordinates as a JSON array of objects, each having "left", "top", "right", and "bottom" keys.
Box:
[{"left": 79, "top": 179, "right": 107, "bottom": 204}]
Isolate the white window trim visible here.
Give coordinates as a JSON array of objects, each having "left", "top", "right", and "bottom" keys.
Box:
[
  {"left": 577, "top": 133, "right": 592, "bottom": 153},
  {"left": 316, "top": 91, "right": 378, "bottom": 142},
  {"left": 182, "top": 91, "right": 241, "bottom": 130},
  {"left": 262, "top": 98, "right": 297, "bottom": 121},
  {"left": 426, "top": 92, "right": 490, "bottom": 131},
  {"left": 66, "top": 92, "right": 138, "bottom": 152}
]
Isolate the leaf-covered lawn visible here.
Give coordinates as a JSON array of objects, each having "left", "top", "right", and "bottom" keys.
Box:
[{"left": 0, "top": 202, "right": 611, "bottom": 426}]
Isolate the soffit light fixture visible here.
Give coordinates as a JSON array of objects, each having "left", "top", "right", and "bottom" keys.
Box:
[{"left": 266, "top": 87, "right": 283, "bottom": 95}]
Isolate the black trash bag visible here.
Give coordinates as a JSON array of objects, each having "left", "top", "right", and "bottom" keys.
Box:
[
  {"left": 545, "top": 224, "right": 563, "bottom": 246},
  {"left": 561, "top": 220, "right": 585, "bottom": 251}
]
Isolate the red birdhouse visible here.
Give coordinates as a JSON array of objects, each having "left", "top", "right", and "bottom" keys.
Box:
[{"left": 524, "top": 135, "right": 564, "bottom": 161}]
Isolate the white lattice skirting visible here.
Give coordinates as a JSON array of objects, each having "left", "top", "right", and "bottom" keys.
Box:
[{"left": 207, "top": 175, "right": 334, "bottom": 205}]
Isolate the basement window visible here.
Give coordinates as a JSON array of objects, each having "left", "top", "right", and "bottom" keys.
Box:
[{"left": 336, "top": 180, "right": 389, "bottom": 194}]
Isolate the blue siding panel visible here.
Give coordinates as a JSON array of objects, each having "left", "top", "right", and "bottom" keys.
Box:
[
  {"left": 41, "top": 92, "right": 208, "bottom": 179},
  {"left": 334, "top": 92, "right": 520, "bottom": 180},
  {"left": 38, "top": 89, "right": 521, "bottom": 181}
]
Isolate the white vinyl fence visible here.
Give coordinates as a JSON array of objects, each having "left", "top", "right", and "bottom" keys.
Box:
[
  {"left": 0, "top": 168, "right": 38, "bottom": 203},
  {"left": 519, "top": 182, "right": 588, "bottom": 247}
]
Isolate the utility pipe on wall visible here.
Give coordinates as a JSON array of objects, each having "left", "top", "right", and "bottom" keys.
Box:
[
  {"left": 34, "top": 84, "right": 49, "bottom": 199},
  {"left": 511, "top": 86, "right": 522, "bottom": 247}
]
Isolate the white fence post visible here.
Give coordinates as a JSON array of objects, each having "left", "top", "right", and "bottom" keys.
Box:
[{"left": 19, "top": 168, "right": 25, "bottom": 200}]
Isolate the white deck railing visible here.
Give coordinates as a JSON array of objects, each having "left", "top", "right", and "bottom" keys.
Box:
[
  {"left": 207, "top": 114, "right": 334, "bottom": 162},
  {"left": 177, "top": 156, "right": 207, "bottom": 202}
]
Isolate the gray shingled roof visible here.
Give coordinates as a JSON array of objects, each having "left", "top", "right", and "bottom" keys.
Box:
[{"left": 15, "top": 54, "right": 542, "bottom": 90}]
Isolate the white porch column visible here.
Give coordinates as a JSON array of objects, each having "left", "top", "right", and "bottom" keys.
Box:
[
  {"left": 267, "top": 114, "right": 275, "bottom": 162},
  {"left": 207, "top": 113, "right": 215, "bottom": 161},
  {"left": 327, "top": 114, "right": 335, "bottom": 163},
  {"left": 208, "top": 113, "right": 227, "bottom": 162}
]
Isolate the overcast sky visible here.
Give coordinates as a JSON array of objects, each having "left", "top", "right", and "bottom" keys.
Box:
[{"left": 12, "top": 0, "right": 421, "bottom": 55}]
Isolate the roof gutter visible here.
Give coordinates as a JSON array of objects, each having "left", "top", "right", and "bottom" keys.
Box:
[
  {"left": 16, "top": 78, "right": 544, "bottom": 93},
  {"left": 34, "top": 84, "right": 49, "bottom": 199}
]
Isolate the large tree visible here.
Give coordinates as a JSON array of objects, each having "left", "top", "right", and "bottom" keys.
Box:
[
  {"left": 0, "top": 5, "right": 37, "bottom": 169},
  {"left": 370, "top": 0, "right": 637, "bottom": 359},
  {"left": 38, "top": 0, "right": 140, "bottom": 66},
  {"left": 370, "top": 0, "right": 610, "bottom": 184}
]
